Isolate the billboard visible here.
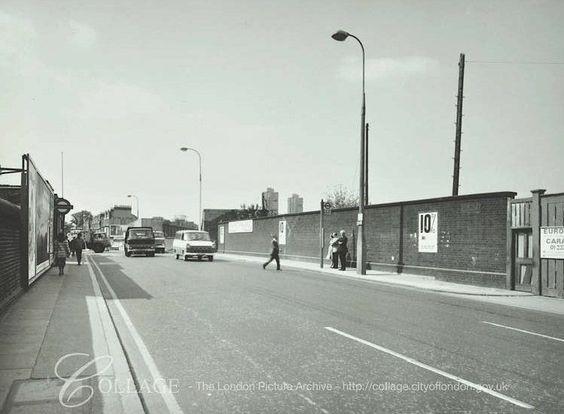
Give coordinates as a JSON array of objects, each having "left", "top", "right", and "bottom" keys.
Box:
[
  {"left": 540, "top": 226, "right": 564, "bottom": 259},
  {"left": 26, "top": 156, "right": 55, "bottom": 282},
  {"left": 228, "top": 219, "right": 253, "bottom": 233}
]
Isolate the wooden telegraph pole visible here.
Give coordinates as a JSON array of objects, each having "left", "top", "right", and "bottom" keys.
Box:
[{"left": 452, "top": 53, "right": 465, "bottom": 196}]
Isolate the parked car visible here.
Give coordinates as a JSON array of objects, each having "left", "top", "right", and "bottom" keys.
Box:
[
  {"left": 124, "top": 227, "right": 155, "bottom": 257},
  {"left": 173, "top": 230, "right": 216, "bottom": 261},
  {"left": 153, "top": 230, "right": 166, "bottom": 253}
]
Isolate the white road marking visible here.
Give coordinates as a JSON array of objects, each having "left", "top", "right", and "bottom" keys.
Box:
[
  {"left": 482, "top": 321, "right": 564, "bottom": 343},
  {"left": 89, "top": 256, "right": 184, "bottom": 414},
  {"left": 324, "top": 327, "right": 534, "bottom": 410}
]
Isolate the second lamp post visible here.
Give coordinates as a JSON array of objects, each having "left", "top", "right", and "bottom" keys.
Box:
[{"left": 180, "top": 147, "right": 203, "bottom": 230}]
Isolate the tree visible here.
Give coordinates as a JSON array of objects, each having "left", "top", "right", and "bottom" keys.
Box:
[
  {"left": 71, "top": 210, "right": 93, "bottom": 229},
  {"left": 324, "top": 185, "right": 359, "bottom": 209}
]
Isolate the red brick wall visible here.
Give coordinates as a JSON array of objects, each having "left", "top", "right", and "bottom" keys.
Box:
[{"left": 219, "top": 192, "right": 515, "bottom": 288}]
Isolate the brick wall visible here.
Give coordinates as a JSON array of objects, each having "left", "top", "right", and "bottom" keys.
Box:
[
  {"left": 219, "top": 192, "right": 515, "bottom": 288},
  {"left": 0, "top": 198, "right": 22, "bottom": 315}
]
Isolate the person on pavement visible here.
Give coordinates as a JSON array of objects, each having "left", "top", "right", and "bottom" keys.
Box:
[
  {"left": 72, "top": 233, "right": 86, "bottom": 265},
  {"left": 263, "top": 235, "right": 281, "bottom": 271},
  {"left": 337, "top": 230, "right": 348, "bottom": 271},
  {"left": 327, "top": 232, "right": 339, "bottom": 269},
  {"left": 55, "top": 232, "right": 71, "bottom": 275}
]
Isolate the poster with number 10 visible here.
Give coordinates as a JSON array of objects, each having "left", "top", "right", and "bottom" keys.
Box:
[{"left": 418, "top": 212, "right": 438, "bottom": 253}]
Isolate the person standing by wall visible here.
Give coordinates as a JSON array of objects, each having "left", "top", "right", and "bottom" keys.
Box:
[
  {"left": 72, "top": 233, "right": 86, "bottom": 265},
  {"left": 55, "top": 232, "right": 71, "bottom": 275},
  {"left": 263, "top": 235, "right": 281, "bottom": 271},
  {"left": 327, "top": 232, "right": 339, "bottom": 269},
  {"left": 337, "top": 230, "right": 348, "bottom": 271}
]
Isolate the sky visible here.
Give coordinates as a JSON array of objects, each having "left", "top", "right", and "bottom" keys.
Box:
[{"left": 1, "top": 0, "right": 563, "bottom": 222}]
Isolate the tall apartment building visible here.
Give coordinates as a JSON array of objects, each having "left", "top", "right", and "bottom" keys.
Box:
[
  {"left": 261, "top": 187, "right": 279, "bottom": 216},
  {"left": 287, "top": 193, "right": 304, "bottom": 214}
]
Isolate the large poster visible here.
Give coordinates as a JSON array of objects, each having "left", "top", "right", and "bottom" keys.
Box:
[
  {"left": 418, "top": 212, "right": 438, "bottom": 253},
  {"left": 27, "top": 157, "right": 54, "bottom": 281},
  {"left": 228, "top": 220, "right": 253, "bottom": 233}
]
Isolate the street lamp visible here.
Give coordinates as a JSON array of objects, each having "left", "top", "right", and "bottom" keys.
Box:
[
  {"left": 180, "top": 147, "right": 203, "bottom": 230},
  {"left": 127, "top": 194, "right": 139, "bottom": 220},
  {"left": 332, "top": 29, "right": 367, "bottom": 275}
]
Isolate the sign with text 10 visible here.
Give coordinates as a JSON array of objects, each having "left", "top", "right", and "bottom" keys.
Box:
[{"left": 418, "top": 212, "right": 438, "bottom": 253}]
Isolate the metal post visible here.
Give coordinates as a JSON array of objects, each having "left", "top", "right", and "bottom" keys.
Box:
[
  {"left": 320, "top": 199, "right": 324, "bottom": 268},
  {"left": 364, "top": 122, "right": 369, "bottom": 205},
  {"left": 452, "top": 53, "right": 465, "bottom": 196}
]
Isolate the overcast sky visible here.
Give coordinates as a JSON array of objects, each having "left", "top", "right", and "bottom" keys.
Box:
[{"left": 1, "top": 0, "right": 563, "bottom": 221}]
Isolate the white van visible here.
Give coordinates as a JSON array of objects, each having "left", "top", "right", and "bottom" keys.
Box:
[{"left": 173, "top": 230, "right": 216, "bottom": 261}]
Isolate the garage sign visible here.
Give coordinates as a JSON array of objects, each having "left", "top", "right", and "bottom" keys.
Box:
[{"left": 540, "top": 226, "right": 564, "bottom": 259}]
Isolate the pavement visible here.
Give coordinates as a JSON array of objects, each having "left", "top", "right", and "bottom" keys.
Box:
[
  {"left": 216, "top": 253, "right": 564, "bottom": 316},
  {"left": 0, "top": 252, "right": 144, "bottom": 414},
  {"left": 1, "top": 250, "right": 563, "bottom": 413}
]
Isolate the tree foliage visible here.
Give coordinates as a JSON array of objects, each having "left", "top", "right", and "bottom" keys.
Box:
[
  {"left": 324, "top": 185, "right": 359, "bottom": 209},
  {"left": 71, "top": 210, "right": 93, "bottom": 228}
]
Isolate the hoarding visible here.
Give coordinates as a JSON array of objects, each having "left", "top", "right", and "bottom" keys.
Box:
[
  {"left": 228, "top": 219, "right": 253, "bottom": 233},
  {"left": 540, "top": 226, "right": 564, "bottom": 259},
  {"left": 26, "top": 156, "right": 55, "bottom": 281},
  {"left": 219, "top": 225, "right": 225, "bottom": 244},
  {"left": 418, "top": 212, "right": 438, "bottom": 253}
]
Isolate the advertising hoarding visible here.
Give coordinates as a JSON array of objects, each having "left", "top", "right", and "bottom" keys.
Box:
[
  {"left": 278, "top": 220, "right": 286, "bottom": 245},
  {"left": 26, "top": 156, "right": 54, "bottom": 282},
  {"left": 228, "top": 219, "right": 253, "bottom": 233}
]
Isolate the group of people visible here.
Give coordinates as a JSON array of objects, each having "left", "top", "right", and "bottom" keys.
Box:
[
  {"left": 262, "top": 230, "right": 349, "bottom": 272},
  {"left": 326, "top": 230, "right": 348, "bottom": 271},
  {"left": 53, "top": 232, "right": 86, "bottom": 275}
]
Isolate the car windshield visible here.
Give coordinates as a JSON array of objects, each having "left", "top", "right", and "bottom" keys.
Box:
[
  {"left": 187, "top": 232, "right": 210, "bottom": 241},
  {"left": 130, "top": 229, "right": 153, "bottom": 238},
  {"left": 154, "top": 231, "right": 164, "bottom": 238}
]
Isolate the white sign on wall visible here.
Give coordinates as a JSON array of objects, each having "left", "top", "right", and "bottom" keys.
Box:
[
  {"left": 418, "top": 212, "right": 438, "bottom": 253},
  {"left": 540, "top": 226, "right": 564, "bottom": 259},
  {"left": 219, "top": 226, "right": 225, "bottom": 244},
  {"left": 278, "top": 220, "right": 287, "bottom": 245},
  {"left": 228, "top": 220, "right": 253, "bottom": 233}
]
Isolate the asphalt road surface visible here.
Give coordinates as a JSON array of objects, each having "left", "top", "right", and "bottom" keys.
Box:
[{"left": 88, "top": 252, "right": 564, "bottom": 414}]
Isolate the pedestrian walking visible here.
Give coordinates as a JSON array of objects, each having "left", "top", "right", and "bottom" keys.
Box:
[
  {"left": 55, "top": 232, "right": 71, "bottom": 275},
  {"left": 337, "top": 230, "right": 348, "bottom": 271},
  {"left": 72, "top": 233, "right": 86, "bottom": 265},
  {"left": 326, "top": 232, "right": 339, "bottom": 268},
  {"left": 262, "top": 235, "right": 281, "bottom": 270}
]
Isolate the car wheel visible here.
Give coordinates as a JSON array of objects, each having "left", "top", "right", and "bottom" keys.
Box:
[
  {"left": 175, "top": 254, "right": 179, "bottom": 260},
  {"left": 208, "top": 256, "right": 214, "bottom": 262},
  {"left": 184, "top": 255, "right": 188, "bottom": 261},
  {"left": 125, "top": 251, "right": 131, "bottom": 257}
]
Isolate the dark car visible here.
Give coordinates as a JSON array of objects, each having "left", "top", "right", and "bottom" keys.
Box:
[
  {"left": 153, "top": 230, "right": 166, "bottom": 254},
  {"left": 124, "top": 227, "right": 155, "bottom": 257}
]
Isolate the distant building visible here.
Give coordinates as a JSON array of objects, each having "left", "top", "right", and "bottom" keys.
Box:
[
  {"left": 92, "top": 205, "right": 137, "bottom": 236},
  {"left": 141, "top": 217, "right": 165, "bottom": 231},
  {"left": 262, "top": 187, "right": 279, "bottom": 216},
  {"left": 287, "top": 193, "right": 303, "bottom": 214}
]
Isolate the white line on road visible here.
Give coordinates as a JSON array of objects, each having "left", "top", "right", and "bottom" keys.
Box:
[
  {"left": 324, "top": 327, "right": 534, "bottom": 410},
  {"left": 89, "top": 256, "right": 184, "bottom": 414},
  {"left": 482, "top": 321, "right": 564, "bottom": 343}
]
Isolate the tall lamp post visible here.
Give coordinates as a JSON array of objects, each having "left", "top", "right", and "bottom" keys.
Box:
[
  {"left": 127, "top": 194, "right": 139, "bottom": 220},
  {"left": 180, "top": 147, "right": 203, "bottom": 230},
  {"left": 332, "top": 29, "right": 367, "bottom": 275}
]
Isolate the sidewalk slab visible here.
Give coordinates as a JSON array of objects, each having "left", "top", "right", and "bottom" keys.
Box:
[
  {"left": 216, "top": 253, "right": 564, "bottom": 316},
  {"left": 0, "top": 253, "right": 144, "bottom": 413}
]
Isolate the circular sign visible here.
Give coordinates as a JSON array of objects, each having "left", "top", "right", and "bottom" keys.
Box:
[
  {"left": 55, "top": 198, "right": 73, "bottom": 215},
  {"left": 323, "top": 201, "right": 332, "bottom": 212}
]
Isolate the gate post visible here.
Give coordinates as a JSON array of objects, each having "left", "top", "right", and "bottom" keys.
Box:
[
  {"left": 530, "top": 189, "right": 546, "bottom": 296},
  {"left": 506, "top": 198, "right": 514, "bottom": 290}
]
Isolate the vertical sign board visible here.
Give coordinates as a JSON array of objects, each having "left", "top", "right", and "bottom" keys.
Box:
[
  {"left": 540, "top": 226, "right": 564, "bottom": 259},
  {"left": 26, "top": 156, "right": 55, "bottom": 283},
  {"left": 219, "top": 225, "right": 225, "bottom": 244},
  {"left": 418, "top": 212, "right": 438, "bottom": 253},
  {"left": 278, "top": 220, "right": 287, "bottom": 245}
]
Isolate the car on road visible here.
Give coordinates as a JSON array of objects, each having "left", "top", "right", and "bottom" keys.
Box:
[
  {"left": 153, "top": 230, "right": 166, "bottom": 253},
  {"left": 173, "top": 230, "right": 216, "bottom": 261},
  {"left": 124, "top": 227, "right": 155, "bottom": 257}
]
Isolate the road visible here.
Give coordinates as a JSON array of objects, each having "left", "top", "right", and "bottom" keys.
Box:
[{"left": 87, "top": 251, "right": 564, "bottom": 413}]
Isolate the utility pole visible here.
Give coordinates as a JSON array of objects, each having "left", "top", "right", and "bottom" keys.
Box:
[
  {"left": 452, "top": 53, "right": 465, "bottom": 196},
  {"left": 364, "top": 123, "right": 369, "bottom": 205}
]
